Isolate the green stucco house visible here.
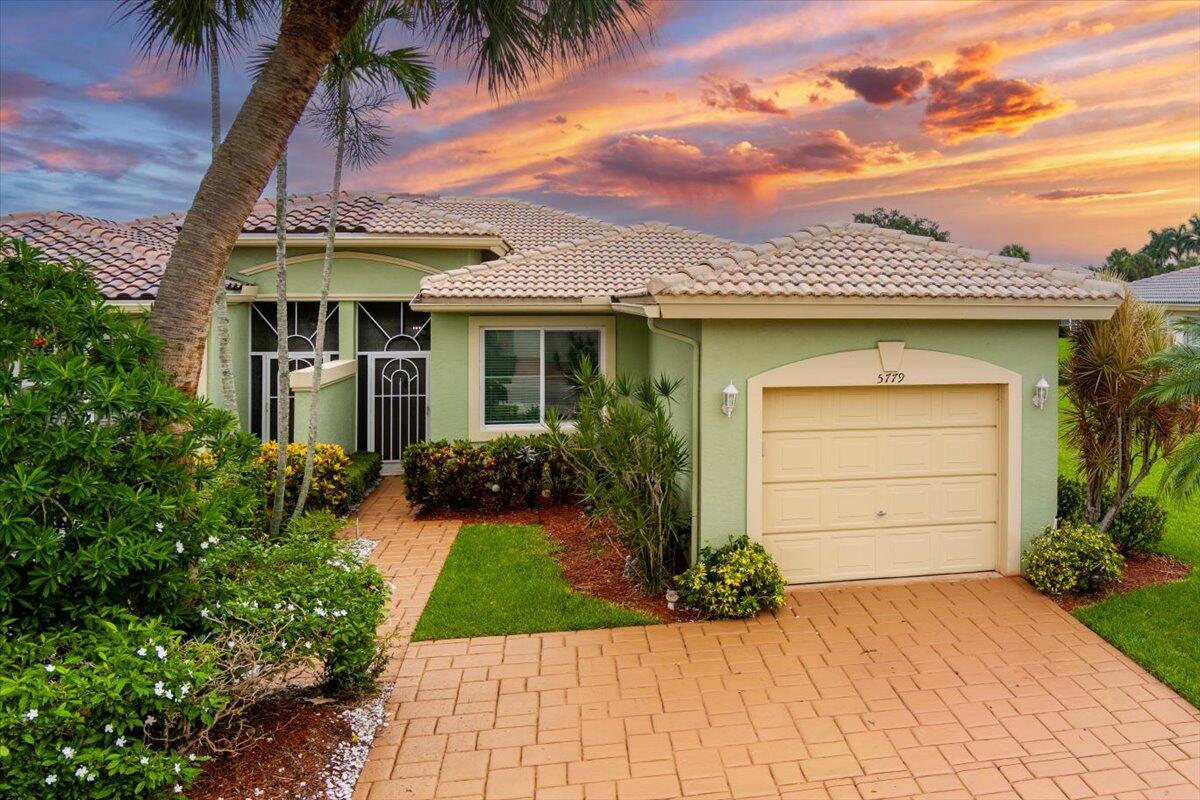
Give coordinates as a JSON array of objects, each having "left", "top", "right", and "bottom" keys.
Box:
[{"left": 2, "top": 193, "right": 1124, "bottom": 584}]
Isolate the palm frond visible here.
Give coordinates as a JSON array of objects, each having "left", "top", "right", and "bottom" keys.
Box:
[{"left": 118, "top": 0, "right": 267, "bottom": 70}]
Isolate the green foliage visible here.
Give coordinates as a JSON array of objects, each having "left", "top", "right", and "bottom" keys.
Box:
[
  {"left": 1024, "top": 521, "right": 1124, "bottom": 596},
  {"left": 674, "top": 536, "right": 786, "bottom": 619},
  {"left": 547, "top": 360, "right": 690, "bottom": 593},
  {"left": 345, "top": 450, "right": 383, "bottom": 508},
  {"left": 0, "top": 238, "right": 247, "bottom": 629},
  {"left": 1106, "top": 494, "right": 1167, "bottom": 554},
  {"left": 1057, "top": 475, "right": 1087, "bottom": 524},
  {"left": 401, "top": 434, "right": 574, "bottom": 513},
  {"left": 1141, "top": 319, "right": 1200, "bottom": 501},
  {"left": 0, "top": 615, "right": 223, "bottom": 799},
  {"left": 412, "top": 523, "right": 657, "bottom": 640},
  {"left": 258, "top": 440, "right": 351, "bottom": 517},
  {"left": 998, "top": 243, "right": 1030, "bottom": 261},
  {"left": 852, "top": 208, "right": 949, "bottom": 241},
  {"left": 192, "top": 511, "right": 388, "bottom": 693}
]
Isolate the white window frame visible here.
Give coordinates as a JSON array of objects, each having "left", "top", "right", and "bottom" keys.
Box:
[{"left": 468, "top": 315, "right": 615, "bottom": 440}]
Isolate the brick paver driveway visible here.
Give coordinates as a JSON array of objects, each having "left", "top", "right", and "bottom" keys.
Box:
[{"left": 352, "top": 480, "right": 1199, "bottom": 799}]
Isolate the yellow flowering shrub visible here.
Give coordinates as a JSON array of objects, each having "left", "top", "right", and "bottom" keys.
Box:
[
  {"left": 259, "top": 441, "right": 351, "bottom": 516},
  {"left": 675, "top": 535, "right": 786, "bottom": 619}
]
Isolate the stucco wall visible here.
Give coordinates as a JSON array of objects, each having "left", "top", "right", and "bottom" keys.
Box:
[
  {"left": 695, "top": 318, "right": 1061, "bottom": 555},
  {"left": 205, "top": 301, "right": 250, "bottom": 429},
  {"left": 292, "top": 375, "right": 357, "bottom": 452}
]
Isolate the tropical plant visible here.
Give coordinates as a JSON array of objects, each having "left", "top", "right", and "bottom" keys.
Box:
[
  {"left": 852, "top": 208, "right": 949, "bottom": 241},
  {"left": 1062, "top": 292, "right": 1199, "bottom": 531},
  {"left": 1056, "top": 476, "right": 1167, "bottom": 554},
  {"left": 259, "top": 440, "right": 352, "bottom": 517},
  {"left": 1024, "top": 521, "right": 1124, "bottom": 596},
  {"left": 546, "top": 359, "right": 690, "bottom": 593},
  {"left": 1103, "top": 247, "right": 1159, "bottom": 281},
  {"left": 1141, "top": 317, "right": 1200, "bottom": 500},
  {"left": 292, "top": 0, "right": 434, "bottom": 518},
  {"left": 148, "top": 0, "right": 650, "bottom": 396},
  {"left": 674, "top": 535, "right": 785, "bottom": 619},
  {"left": 999, "top": 243, "right": 1030, "bottom": 261},
  {"left": 121, "top": 0, "right": 265, "bottom": 417}
]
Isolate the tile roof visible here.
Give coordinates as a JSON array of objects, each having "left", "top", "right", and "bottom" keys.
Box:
[
  {"left": 395, "top": 195, "right": 619, "bottom": 252},
  {"left": 639, "top": 222, "right": 1125, "bottom": 303},
  {"left": 1130, "top": 266, "right": 1200, "bottom": 306},
  {"left": 417, "top": 223, "right": 740, "bottom": 302},
  {"left": 238, "top": 193, "right": 501, "bottom": 237},
  {"left": 0, "top": 210, "right": 238, "bottom": 301}
]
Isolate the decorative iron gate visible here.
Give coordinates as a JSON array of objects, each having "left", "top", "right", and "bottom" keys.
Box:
[
  {"left": 249, "top": 302, "right": 338, "bottom": 442},
  {"left": 356, "top": 302, "right": 431, "bottom": 461}
]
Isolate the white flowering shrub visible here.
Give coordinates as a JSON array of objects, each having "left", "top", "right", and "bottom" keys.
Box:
[
  {"left": 0, "top": 615, "right": 223, "bottom": 799},
  {"left": 193, "top": 512, "right": 389, "bottom": 693}
]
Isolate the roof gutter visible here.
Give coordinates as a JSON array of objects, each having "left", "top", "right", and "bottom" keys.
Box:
[{"left": 647, "top": 318, "right": 701, "bottom": 566}]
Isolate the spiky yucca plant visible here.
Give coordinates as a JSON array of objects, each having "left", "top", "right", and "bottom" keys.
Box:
[{"left": 1141, "top": 318, "right": 1200, "bottom": 500}]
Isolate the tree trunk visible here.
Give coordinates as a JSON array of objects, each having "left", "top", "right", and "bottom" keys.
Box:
[
  {"left": 149, "top": 0, "right": 367, "bottom": 393},
  {"left": 292, "top": 101, "right": 346, "bottom": 520},
  {"left": 269, "top": 152, "right": 290, "bottom": 537},
  {"left": 209, "top": 29, "right": 239, "bottom": 414}
]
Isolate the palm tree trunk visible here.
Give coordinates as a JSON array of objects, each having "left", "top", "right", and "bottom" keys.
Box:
[
  {"left": 292, "top": 100, "right": 346, "bottom": 520},
  {"left": 269, "top": 152, "right": 290, "bottom": 537},
  {"left": 208, "top": 27, "right": 238, "bottom": 415},
  {"left": 149, "top": 0, "right": 367, "bottom": 393}
]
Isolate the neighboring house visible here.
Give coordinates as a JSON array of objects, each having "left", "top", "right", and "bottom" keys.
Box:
[
  {"left": 1, "top": 194, "right": 1125, "bottom": 585},
  {"left": 1130, "top": 266, "right": 1200, "bottom": 342}
]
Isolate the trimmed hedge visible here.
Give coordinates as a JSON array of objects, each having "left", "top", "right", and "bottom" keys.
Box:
[
  {"left": 401, "top": 435, "right": 573, "bottom": 513},
  {"left": 1024, "top": 521, "right": 1124, "bottom": 595},
  {"left": 346, "top": 450, "right": 382, "bottom": 508}
]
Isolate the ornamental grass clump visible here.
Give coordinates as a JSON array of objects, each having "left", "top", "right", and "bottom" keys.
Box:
[
  {"left": 674, "top": 535, "right": 786, "bottom": 619},
  {"left": 546, "top": 358, "right": 690, "bottom": 593},
  {"left": 1024, "top": 521, "right": 1124, "bottom": 596}
]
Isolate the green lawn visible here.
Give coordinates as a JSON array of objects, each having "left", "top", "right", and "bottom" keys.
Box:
[
  {"left": 411, "top": 523, "right": 658, "bottom": 641},
  {"left": 1056, "top": 338, "right": 1200, "bottom": 707}
]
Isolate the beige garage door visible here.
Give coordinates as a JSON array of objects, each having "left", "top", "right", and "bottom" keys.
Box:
[{"left": 761, "top": 384, "right": 1000, "bottom": 583}]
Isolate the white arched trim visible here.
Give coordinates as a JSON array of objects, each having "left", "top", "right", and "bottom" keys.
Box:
[
  {"left": 237, "top": 250, "right": 443, "bottom": 277},
  {"left": 745, "top": 343, "right": 1023, "bottom": 577}
]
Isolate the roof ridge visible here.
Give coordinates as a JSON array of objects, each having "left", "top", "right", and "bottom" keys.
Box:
[
  {"left": 385, "top": 196, "right": 501, "bottom": 237},
  {"left": 419, "top": 227, "right": 627, "bottom": 287},
  {"left": 431, "top": 194, "right": 619, "bottom": 231}
]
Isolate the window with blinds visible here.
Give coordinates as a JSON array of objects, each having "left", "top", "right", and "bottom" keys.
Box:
[{"left": 482, "top": 327, "right": 600, "bottom": 426}]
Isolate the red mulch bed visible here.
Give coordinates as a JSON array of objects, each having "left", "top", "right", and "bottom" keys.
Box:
[
  {"left": 189, "top": 690, "right": 355, "bottom": 800},
  {"left": 1054, "top": 551, "right": 1193, "bottom": 612},
  {"left": 420, "top": 502, "right": 700, "bottom": 624}
]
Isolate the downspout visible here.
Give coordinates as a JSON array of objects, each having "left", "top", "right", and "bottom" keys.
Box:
[{"left": 647, "top": 318, "right": 701, "bottom": 564}]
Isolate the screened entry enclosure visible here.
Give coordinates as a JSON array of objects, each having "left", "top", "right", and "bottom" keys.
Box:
[
  {"left": 249, "top": 301, "right": 338, "bottom": 441},
  {"left": 356, "top": 302, "right": 430, "bottom": 461}
]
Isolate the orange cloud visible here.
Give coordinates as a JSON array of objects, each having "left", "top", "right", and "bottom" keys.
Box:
[
  {"left": 86, "top": 61, "right": 176, "bottom": 103},
  {"left": 922, "top": 41, "right": 1068, "bottom": 141},
  {"left": 700, "top": 77, "right": 789, "bottom": 115},
  {"left": 1034, "top": 188, "right": 1143, "bottom": 202},
  {"left": 828, "top": 63, "right": 929, "bottom": 106}
]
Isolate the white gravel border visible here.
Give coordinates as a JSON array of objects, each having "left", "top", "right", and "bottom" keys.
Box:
[{"left": 314, "top": 685, "right": 391, "bottom": 800}]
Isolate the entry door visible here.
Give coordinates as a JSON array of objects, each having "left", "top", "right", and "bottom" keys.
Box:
[
  {"left": 366, "top": 355, "right": 428, "bottom": 461},
  {"left": 248, "top": 301, "right": 338, "bottom": 442},
  {"left": 761, "top": 384, "right": 1001, "bottom": 583}
]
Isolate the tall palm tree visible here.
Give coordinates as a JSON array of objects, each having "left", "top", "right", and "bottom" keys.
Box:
[
  {"left": 148, "top": 0, "right": 650, "bottom": 394},
  {"left": 1142, "top": 318, "right": 1200, "bottom": 500},
  {"left": 123, "top": 0, "right": 262, "bottom": 413},
  {"left": 291, "top": 1, "right": 435, "bottom": 518}
]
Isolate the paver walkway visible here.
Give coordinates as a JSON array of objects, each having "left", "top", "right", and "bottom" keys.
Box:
[{"left": 351, "top": 479, "right": 1199, "bottom": 799}]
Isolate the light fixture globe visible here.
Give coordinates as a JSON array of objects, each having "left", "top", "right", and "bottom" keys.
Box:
[
  {"left": 721, "top": 381, "right": 739, "bottom": 417},
  {"left": 1033, "top": 376, "right": 1050, "bottom": 409}
]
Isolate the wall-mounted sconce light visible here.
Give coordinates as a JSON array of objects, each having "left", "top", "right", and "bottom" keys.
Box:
[
  {"left": 1033, "top": 376, "right": 1050, "bottom": 409},
  {"left": 721, "top": 382, "right": 739, "bottom": 417}
]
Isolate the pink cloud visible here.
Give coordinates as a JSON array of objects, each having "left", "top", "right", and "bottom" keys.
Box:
[
  {"left": 86, "top": 61, "right": 177, "bottom": 103},
  {"left": 701, "top": 77, "right": 789, "bottom": 115}
]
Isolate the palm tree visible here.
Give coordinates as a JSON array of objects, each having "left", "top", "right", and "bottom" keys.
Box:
[
  {"left": 122, "top": 0, "right": 262, "bottom": 413},
  {"left": 148, "top": 0, "right": 650, "bottom": 393},
  {"left": 998, "top": 243, "right": 1030, "bottom": 262},
  {"left": 1141, "top": 318, "right": 1200, "bottom": 500},
  {"left": 291, "top": 1, "right": 435, "bottom": 518}
]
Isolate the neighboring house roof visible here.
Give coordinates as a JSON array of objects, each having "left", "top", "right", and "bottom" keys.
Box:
[
  {"left": 415, "top": 223, "right": 740, "bottom": 305},
  {"left": 237, "top": 193, "right": 501, "bottom": 238},
  {"left": 635, "top": 222, "right": 1124, "bottom": 304},
  {"left": 0, "top": 210, "right": 239, "bottom": 301},
  {"left": 397, "top": 195, "right": 619, "bottom": 252},
  {"left": 1130, "top": 266, "right": 1200, "bottom": 307}
]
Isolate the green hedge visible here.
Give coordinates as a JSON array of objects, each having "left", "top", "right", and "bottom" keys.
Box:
[
  {"left": 1057, "top": 476, "right": 1167, "bottom": 553},
  {"left": 401, "top": 435, "right": 573, "bottom": 513},
  {"left": 346, "top": 451, "right": 382, "bottom": 508}
]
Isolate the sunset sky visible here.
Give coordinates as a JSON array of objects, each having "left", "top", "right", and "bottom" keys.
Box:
[{"left": 1, "top": 0, "right": 1198, "bottom": 265}]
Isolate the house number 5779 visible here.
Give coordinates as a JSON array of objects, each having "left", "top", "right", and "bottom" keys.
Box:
[{"left": 877, "top": 371, "right": 905, "bottom": 384}]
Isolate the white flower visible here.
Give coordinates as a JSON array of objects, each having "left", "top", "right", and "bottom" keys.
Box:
[
  {"left": 45, "top": 774, "right": 58, "bottom": 785},
  {"left": 144, "top": 715, "right": 156, "bottom": 726},
  {"left": 314, "top": 607, "right": 327, "bottom": 617},
  {"left": 74, "top": 766, "right": 87, "bottom": 779},
  {"left": 199, "top": 608, "right": 209, "bottom": 619},
  {"left": 87, "top": 773, "right": 96, "bottom": 782},
  {"left": 174, "top": 784, "right": 183, "bottom": 793},
  {"left": 155, "top": 522, "right": 165, "bottom": 532},
  {"left": 155, "top": 645, "right": 168, "bottom": 660},
  {"left": 103, "top": 723, "right": 113, "bottom": 733},
  {"left": 174, "top": 541, "right": 184, "bottom": 554},
  {"left": 61, "top": 746, "right": 75, "bottom": 758},
  {"left": 139, "top": 756, "right": 149, "bottom": 765},
  {"left": 154, "top": 681, "right": 166, "bottom": 697},
  {"left": 44, "top": 663, "right": 55, "bottom": 672},
  {"left": 188, "top": 754, "right": 196, "bottom": 761},
  {"left": 208, "top": 535, "right": 219, "bottom": 544},
  {"left": 137, "top": 647, "right": 147, "bottom": 657},
  {"left": 174, "top": 762, "right": 181, "bottom": 774},
  {"left": 200, "top": 541, "right": 209, "bottom": 550},
  {"left": 115, "top": 736, "right": 126, "bottom": 747},
  {"left": 24, "top": 708, "right": 38, "bottom": 721},
  {"left": 180, "top": 683, "right": 191, "bottom": 696}
]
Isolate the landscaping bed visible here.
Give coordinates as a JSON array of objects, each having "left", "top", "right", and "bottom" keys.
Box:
[
  {"left": 420, "top": 501, "right": 700, "bottom": 626},
  {"left": 1053, "top": 550, "right": 1191, "bottom": 612}
]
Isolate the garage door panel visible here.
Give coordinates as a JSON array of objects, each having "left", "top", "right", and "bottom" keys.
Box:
[
  {"left": 761, "top": 384, "right": 1001, "bottom": 583},
  {"left": 763, "top": 427, "right": 997, "bottom": 482},
  {"left": 763, "top": 385, "right": 998, "bottom": 431}
]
